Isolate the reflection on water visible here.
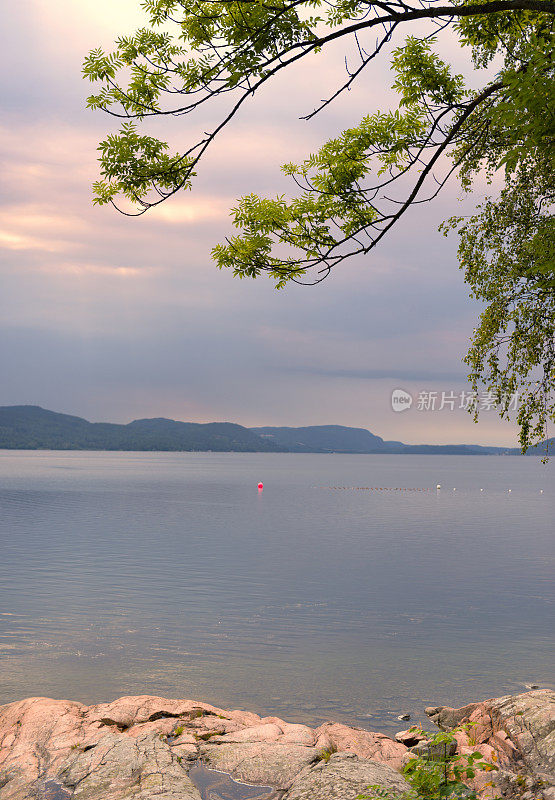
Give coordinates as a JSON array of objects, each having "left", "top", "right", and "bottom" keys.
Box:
[
  {"left": 0, "top": 451, "right": 553, "bottom": 734},
  {"left": 189, "top": 764, "right": 275, "bottom": 800}
]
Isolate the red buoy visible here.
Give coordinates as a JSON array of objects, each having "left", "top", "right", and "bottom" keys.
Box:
[{"left": 257, "top": 482, "right": 264, "bottom": 490}]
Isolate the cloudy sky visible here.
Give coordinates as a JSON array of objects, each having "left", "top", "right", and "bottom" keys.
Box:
[{"left": 0, "top": 0, "right": 521, "bottom": 445}]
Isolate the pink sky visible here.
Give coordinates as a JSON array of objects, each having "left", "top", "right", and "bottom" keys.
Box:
[{"left": 0, "top": 1, "right": 523, "bottom": 445}]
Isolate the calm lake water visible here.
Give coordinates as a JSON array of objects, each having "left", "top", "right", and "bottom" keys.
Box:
[{"left": 0, "top": 450, "right": 553, "bottom": 734}]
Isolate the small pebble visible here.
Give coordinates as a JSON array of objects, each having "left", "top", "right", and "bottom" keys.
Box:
[{"left": 398, "top": 713, "right": 411, "bottom": 721}]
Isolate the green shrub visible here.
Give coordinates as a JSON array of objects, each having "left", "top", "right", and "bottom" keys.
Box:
[{"left": 358, "top": 728, "right": 497, "bottom": 800}]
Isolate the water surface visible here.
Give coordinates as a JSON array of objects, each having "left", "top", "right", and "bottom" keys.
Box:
[{"left": 0, "top": 451, "right": 553, "bottom": 734}]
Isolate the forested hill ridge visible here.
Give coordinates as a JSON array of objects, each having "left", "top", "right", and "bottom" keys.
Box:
[
  {"left": 250, "top": 425, "right": 528, "bottom": 455},
  {"left": 0, "top": 406, "right": 278, "bottom": 453},
  {"left": 0, "top": 406, "right": 549, "bottom": 454}
]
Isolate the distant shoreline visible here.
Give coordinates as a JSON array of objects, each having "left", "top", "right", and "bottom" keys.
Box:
[
  {"left": 0, "top": 447, "right": 530, "bottom": 455},
  {"left": 1, "top": 405, "right": 550, "bottom": 455}
]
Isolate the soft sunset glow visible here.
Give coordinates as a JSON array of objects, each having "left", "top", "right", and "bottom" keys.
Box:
[{"left": 0, "top": 0, "right": 526, "bottom": 445}]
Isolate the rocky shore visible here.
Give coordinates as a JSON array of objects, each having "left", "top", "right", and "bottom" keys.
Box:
[{"left": 0, "top": 690, "right": 552, "bottom": 799}]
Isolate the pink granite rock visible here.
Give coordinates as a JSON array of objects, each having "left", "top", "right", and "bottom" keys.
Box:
[
  {"left": 282, "top": 752, "right": 411, "bottom": 800},
  {"left": 84, "top": 696, "right": 223, "bottom": 729},
  {"left": 394, "top": 728, "right": 428, "bottom": 747},
  {"left": 0, "top": 694, "right": 407, "bottom": 799},
  {"left": 217, "top": 722, "right": 283, "bottom": 743},
  {"left": 225, "top": 709, "right": 262, "bottom": 727},
  {"left": 315, "top": 722, "right": 408, "bottom": 770},
  {"left": 199, "top": 741, "right": 321, "bottom": 788},
  {"left": 260, "top": 718, "right": 315, "bottom": 743},
  {"left": 1, "top": 691, "right": 551, "bottom": 800},
  {"left": 278, "top": 724, "right": 316, "bottom": 746},
  {"left": 426, "top": 689, "right": 555, "bottom": 799}
]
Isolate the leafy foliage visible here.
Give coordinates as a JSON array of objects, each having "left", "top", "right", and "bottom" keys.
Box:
[
  {"left": 92, "top": 123, "right": 195, "bottom": 206},
  {"left": 442, "top": 166, "right": 555, "bottom": 452},
  {"left": 84, "top": 0, "right": 555, "bottom": 448},
  {"left": 357, "top": 728, "right": 497, "bottom": 800}
]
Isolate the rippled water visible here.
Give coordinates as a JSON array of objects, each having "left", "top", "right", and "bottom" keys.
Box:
[{"left": 0, "top": 450, "right": 553, "bottom": 734}]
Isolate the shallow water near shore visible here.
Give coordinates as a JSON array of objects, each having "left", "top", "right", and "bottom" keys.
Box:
[
  {"left": 0, "top": 451, "right": 553, "bottom": 735},
  {"left": 188, "top": 763, "right": 275, "bottom": 800}
]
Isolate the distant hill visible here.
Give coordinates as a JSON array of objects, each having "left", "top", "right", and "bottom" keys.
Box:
[
  {"left": 251, "top": 425, "right": 519, "bottom": 456},
  {"left": 0, "top": 405, "right": 548, "bottom": 454},
  {"left": 251, "top": 425, "right": 390, "bottom": 453},
  {"left": 0, "top": 407, "right": 280, "bottom": 452}
]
